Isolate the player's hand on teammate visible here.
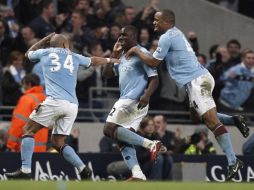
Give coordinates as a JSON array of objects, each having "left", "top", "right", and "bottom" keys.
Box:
[
  {"left": 125, "top": 46, "right": 138, "bottom": 59},
  {"left": 138, "top": 94, "right": 149, "bottom": 109}
]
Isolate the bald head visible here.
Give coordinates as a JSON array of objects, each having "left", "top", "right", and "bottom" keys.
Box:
[{"left": 50, "top": 34, "right": 69, "bottom": 48}]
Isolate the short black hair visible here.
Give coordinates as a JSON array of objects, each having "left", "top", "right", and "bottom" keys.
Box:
[
  {"left": 72, "top": 9, "right": 86, "bottom": 20},
  {"left": 161, "top": 9, "right": 175, "bottom": 25},
  {"left": 227, "top": 39, "right": 241, "bottom": 49},
  {"left": 124, "top": 25, "right": 138, "bottom": 39},
  {"left": 209, "top": 44, "right": 219, "bottom": 59},
  {"left": 22, "top": 73, "right": 40, "bottom": 87},
  {"left": 38, "top": 0, "right": 53, "bottom": 14},
  {"left": 197, "top": 53, "right": 207, "bottom": 63}
]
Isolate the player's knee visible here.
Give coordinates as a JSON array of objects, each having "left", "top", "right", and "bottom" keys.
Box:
[
  {"left": 51, "top": 136, "right": 65, "bottom": 152},
  {"left": 103, "top": 123, "right": 118, "bottom": 139},
  {"left": 22, "top": 125, "right": 35, "bottom": 136}
]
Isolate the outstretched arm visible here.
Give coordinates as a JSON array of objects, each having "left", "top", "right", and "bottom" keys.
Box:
[
  {"left": 90, "top": 57, "right": 119, "bottom": 66},
  {"left": 126, "top": 46, "right": 161, "bottom": 67},
  {"left": 138, "top": 75, "right": 159, "bottom": 109},
  {"left": 25, "top": 33, "right": 55, "bottom": 58}
]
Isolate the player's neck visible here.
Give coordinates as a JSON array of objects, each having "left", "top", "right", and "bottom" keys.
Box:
[
  {"left": 163, "top": 25, "right": 173, "bottom": 32},
  {"left": 124, "top": 43, "right": 138, "bottom": 52}
]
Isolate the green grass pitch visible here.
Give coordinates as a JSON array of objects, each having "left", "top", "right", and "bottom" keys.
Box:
[{"left": 0, "top": 181, "right": 253, "bottom": 190}]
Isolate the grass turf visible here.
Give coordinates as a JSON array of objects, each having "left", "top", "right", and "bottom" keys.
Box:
[{"left": 0, "top": 181, "right": 253, "bottom": 190}]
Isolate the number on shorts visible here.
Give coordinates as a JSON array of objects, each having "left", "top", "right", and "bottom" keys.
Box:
[{"left": 109, "top": 107, "right": 116, "bottom": 116}]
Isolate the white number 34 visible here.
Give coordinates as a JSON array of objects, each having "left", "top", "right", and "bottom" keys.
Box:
[{"left": 49, "top": 53, "right": 74, "bottom": 74}]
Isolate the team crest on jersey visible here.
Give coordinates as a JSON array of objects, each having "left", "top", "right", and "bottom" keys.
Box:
[
  {"left": 156, "top": 47, "right": 162, "bottom": 53},
  {"left": 119, "top": 66, "right": 134, "bottom": 72}
]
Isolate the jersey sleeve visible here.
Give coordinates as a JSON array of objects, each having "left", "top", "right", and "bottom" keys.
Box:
[
  {"left": 27, "top": 49, "right": 47, "bottom": 62},
  {"left": 153, "top": 33, "right": 171, "bottom": 60},
  {"left": 76, "top": 54, "right": 91, "bottom": 68},
  {"left": 140, "top": 47, "right": 158, "bottom": 77}
]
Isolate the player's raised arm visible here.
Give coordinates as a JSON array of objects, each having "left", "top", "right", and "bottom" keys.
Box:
[
  {"left": 102, "top": 38, "right": 123, "bottom": 79},
  {"left": 25, "top": 33, "right": 55, "bottom": 58},
  {"left": 126, "top": 46, "right": 161, "bottom": 67}
]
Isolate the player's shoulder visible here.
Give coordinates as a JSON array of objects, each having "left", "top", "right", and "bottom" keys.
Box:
[
  {"left": 31, "top": 48, "right": 48, "bottom": 55},
  {"left": 137, "top": 45, "right": 150, "bottom": 55},
  {"left": 164, "top": 27, "right": 181, "bottom": 39}
]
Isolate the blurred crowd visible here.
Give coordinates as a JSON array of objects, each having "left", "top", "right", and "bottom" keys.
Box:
[
  {"left": 0, "top": 0, "right": 254, "bottom": 114},
  {"left": 207, "top": 0, "right": 254, "bottom": 19}
]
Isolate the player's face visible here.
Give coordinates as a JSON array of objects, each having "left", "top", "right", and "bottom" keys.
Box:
[
  {"left": 153, "top": 12, "right": 164, "bottom": 32},
  {"left": 119, "top": 28, "right": 132, "bottom": 49}
]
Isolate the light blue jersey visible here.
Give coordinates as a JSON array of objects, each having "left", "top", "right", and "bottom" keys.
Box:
[
  {"left": 28, "top": 48, "right": 91, "bottom": 104},
  {"left": 32, "top": 62, "right": 44, "bottom": 86},
  {"left": 153, "top": 27, "right": 208, "bottom": 87},
  {"left": 114, "top": 46, "right": 157, "bottom": 100}
]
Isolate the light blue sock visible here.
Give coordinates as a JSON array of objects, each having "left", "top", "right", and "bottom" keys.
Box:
[
  {"left": 116, "top": 127, "right": 145, "bottom": 147},
  {"left": 21, "top": 136, "right": 35, "bottom": 171},
  {"left": 121, "top": 145, "right": 139, "bottom": 170},
  {"left": 217, "top": 113, "right": 234, "bottom": 125},
  {"left": 61, "top": 145, "right": 85, "bottom": 172},
  {"left": 216, "top": 133, "right": 237, "bottom": 166}
]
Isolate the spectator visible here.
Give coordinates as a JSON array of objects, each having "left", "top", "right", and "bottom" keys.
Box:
[
  {"left": 219, "top": 49, "right": 254, "bottom": 111},
  {"left": 227, "top": 39, "right": 241, "bottom": 66},
  {"left": 149, "top": 38, "right": 158, "bottom": 53},
  {"left": 0, "top": 124, "right": 8, "bottom": 151},
  {"left": 0, "top": 19, "right": 14, "bottom": 67},
  {"left": 2, "top": 50, "right": 25, "bottom": 106},
  {"left": 16, "top": 26, "right": 39, "bottom": 53},
  {"left": 139, "top": 27, "right": 150, "bottom": 50},
  {"left": 116, "top": 6, "right": 136, "bottom": 27},
  {"left": 55, "top": 11, "right": 70, "bottom": 34},
  {"left": 6, "top": 73, "right": 48, "bottom": 152},
  {"left": 64, "top": 9, "right": 96, "bottom": 53},
  {"left": 242, "top": 133, "right": 254, "bottom": 155},
  {"left": 135, "top": 116, "right": 165, "bottom": 180},
  {"left": 153, "top": 114, "right": 174, "bottom": 180},
  {"left": 99, "top": 136, "right": 118, "bottom": 153},
  {"left": 132, "top": 0, "right": 159, "bottom": 37},
  {"left": 74, "top": 0, "right": 96, "bottom": 27},
  {"left": 184, "top": 133, "right": 205, "bottom": 155},
  {"left": 207, "top": 46, "right": 231, "bottom": 101},
  {"left": 65, "top": 127, "right": 80, "bottom": 152},
  {"left": 207, "top": 44, "right": 219, "bottom": 63},
  {"left": 187, "top": 31, "right": 199, "bottom": 54},
  {"left": 30, "top": 0, "right": 56, "bottom": 38},
  {"left": 0, "top": 5, "right": 20, "bottom": 39},
  {"left": 153, "top": 115, "right": 176, "bottom": 154},
  {"left": 101, "top": 23, "right": 121, "bottom": 52},
  {"left": 12, "top": 0, "right": 41, "bottom": 25},
  {"left": 194, "top": 127, "right": 216, "bottom": 154},
  {"left": 197, "top": 53, "right": 207, "bottom": 65},
  {"left": 93, "top": 0, "right": 115, "bottom": 26}
]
